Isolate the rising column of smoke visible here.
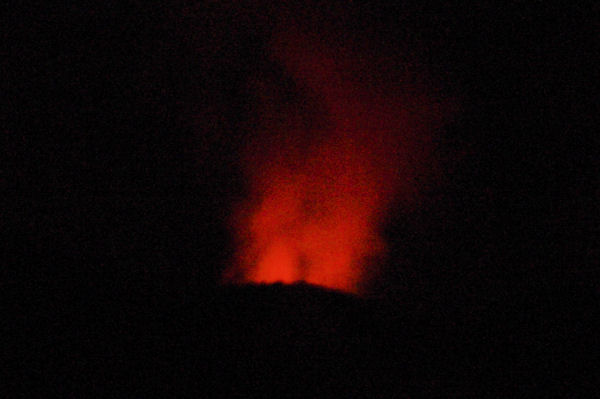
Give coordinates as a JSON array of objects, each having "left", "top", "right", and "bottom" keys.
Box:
[{"left": 223, "top": 26, "right": 443, "bottom": 294}]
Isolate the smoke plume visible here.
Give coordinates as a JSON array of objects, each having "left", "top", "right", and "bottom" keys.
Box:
[{"left": 224, "top": 26, "right": 444, "bottom": 294}]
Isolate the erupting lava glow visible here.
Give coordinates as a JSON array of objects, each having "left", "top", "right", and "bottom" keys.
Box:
[{"left": 223, "top": 28, "right": 443, "bottom": 294}]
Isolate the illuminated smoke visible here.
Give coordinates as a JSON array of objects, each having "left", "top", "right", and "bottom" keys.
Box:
[{"left": 223, "top": 28, "right": 443, "bottom": 294}]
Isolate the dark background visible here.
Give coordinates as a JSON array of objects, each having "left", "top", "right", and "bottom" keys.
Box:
[{"left": 6, "top": 1, "right": 597, "bottom": 396}]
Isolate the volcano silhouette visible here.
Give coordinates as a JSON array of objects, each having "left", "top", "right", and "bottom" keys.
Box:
[
  {"left": 21, "top": 272, "right": 596, "bottom": 397},
  {"left": 45, "top": 281, "right": 518, "bottom": 397},
  {"left": 49, "top": 282, "right": 445, "bottom": 397}
]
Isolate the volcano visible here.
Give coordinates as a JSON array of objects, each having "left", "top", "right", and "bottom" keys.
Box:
[
  {"left": 9, "top": 1, "right": 595, "bottom": 397},
  {"left": 21, "top": 272, "right": 597, "bottom": 397}
]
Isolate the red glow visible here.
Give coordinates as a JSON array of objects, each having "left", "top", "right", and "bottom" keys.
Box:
[{"left": 223, "top": 29, "right": 443, "bottom": 294}]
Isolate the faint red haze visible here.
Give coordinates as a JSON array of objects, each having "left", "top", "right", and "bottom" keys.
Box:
[{"left": 223, "top": 28, "right": 449, "bottom": 294}]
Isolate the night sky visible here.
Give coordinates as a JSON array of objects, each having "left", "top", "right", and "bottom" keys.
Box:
[{"left": 7, "top": 1, "right": 597, "bottom": 396}]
